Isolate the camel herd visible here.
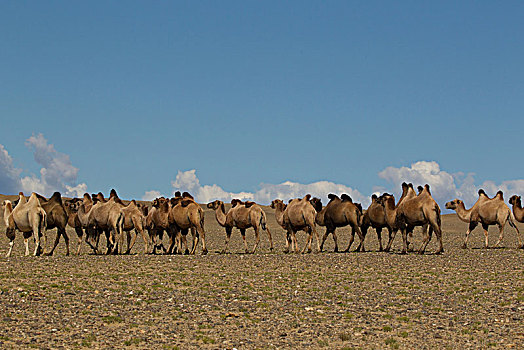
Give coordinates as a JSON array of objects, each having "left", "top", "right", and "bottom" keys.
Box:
[{"left": 1, "top": 182, "right": 524, "bottom": 257}]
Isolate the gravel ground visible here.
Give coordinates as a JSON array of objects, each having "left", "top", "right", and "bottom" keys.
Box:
[{"left": 0, "top": 202, "right": 523, "bottom": 349}]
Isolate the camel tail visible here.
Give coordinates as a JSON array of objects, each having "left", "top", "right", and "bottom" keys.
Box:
[
  {"left": 39, "top": 210, "right": 47, "bottom": 237},
  {"left": 199, "top": 207, "right": 205, "bottom": 231},
  {"left": 507, "top": 212, "right": 518, "bottom": 229},
  {"left": 435, "top": 205, "right": 441, "bottom": 228},
  {"left": 260, "top": 211, "right": 267, "bottom": 231}
]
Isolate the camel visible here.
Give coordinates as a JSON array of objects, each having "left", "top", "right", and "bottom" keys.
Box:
[
  {"left": 64, "top": 198, "right": 89, "bottom": 255},
  {"left": 446, "top": 190, "right": 522, "bottom": 249},
  {"left": 207, "top": 199, "right": 272, "bottom": 254},
  {"left": 316, "top": 194, "right": 363, "bottom": 252},
  {"left": 359, "top": 194, "right": 391, "bottom": 252},
  {"left": 146, "top": 197, "right": 171, "bottom": 254},
  {"left": 108, "top": 190, "right": 149, "bottom": 254},
  {"left": 34, "top": 192, "right": 70, "bottom": 256},
  {"left": 379, "top": 184, "right": 443, "bottom": 254},
  {"left": 509, "top": 195, "right": 524, "bottom": 224},
  {"left": 270, "top": 194, "right": 322, "bottom": 253},
  {"left": 77, "top": 192, "right": 124, "bottom": 254},
  {"left": 168, "top": 192, "right": 208, "bottom": 255},
  {"left": 2, "top": 192, "right": 47, "bottom": 257}
]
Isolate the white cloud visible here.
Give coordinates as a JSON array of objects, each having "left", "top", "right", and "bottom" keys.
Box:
[
  {"left": 0, "top": 134, "right": 87, "bottom": 198},
  {"left": 142, "top": 190, "right": 164, "bottom": 201}
]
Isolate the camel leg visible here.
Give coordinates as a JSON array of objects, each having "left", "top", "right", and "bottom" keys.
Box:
[
  {"left": 434, "top": 223, "right": 444, "bottom": 254},
  {"left": 126, "top": 229, "right": 137, "bottom": 254},
  {"left": 462, "top": 222, "right": 476, "bottom": 249},
  {"left": 75, "top": 227, "right": 83, "bottom": 255},
  {"left": 6, "top": 228, "right": 15, "bottom": 258},
  {"left": 251, "top": 227, "right": 260, "bottom": 254},
  {"left": 265, "top": 226, "right": 273, "bottom": 252},
  {"left": 376, "top": 228, "right": 383, "bottom": 251},
  {"left": 400, "top": 228, "right": 408, "bottom": 254},
  {"left": 344, "top": 229, "right": 355, "bottom": 252},
  {"left": 62, "top": 228, "right": 70, "bottom": 256},
  {"left": 188, "top": 227, "right": 196, "bottom": 255},
  {"left": 166, "top": 229, "right": 176, "bottom": 254},
  {"left": 494, "top": 223, "right": 505, "bottom": 248},
  {"left": 7, "top": 239, "right": 14, "bottom": 258},
  {"left": 197, "top": 224, "right": 207, "bottom": 255},
  {"left": 25, "top": 238, "right": 30, "bottom": 256},
  {"left": 221, "top": 227, "right": 233, "bottom": 254},
  {"left": 482, "top": 223, "right": 489, "bottom": 249},
  {"left": 313, "top": 226, "right": 321, "bottom": 253},
  {"left": 47, "top": 229, "right": 61, "bottom": 256},
  {"left": 301, "top": 227, "right": 313, "bottom": 254},
  {"left": 332, "top": 231, "right": 339, "bottom": 253},
  {"left": 354, "top": 226, "right": 365, "bottom": 252},
  {"left": 418, "top": 225, "right": 432, "bottom": 254},
  {"left": 283, "top": 230, "right": 291, "bottom": 253},
  {"left": 33, "top": 223, "right": 42, "bottom": 256},
  {"left": 384, "top": 229, "right": 397, "bottom": 252},
  {"left": 507, "top": 217, "right": 523, "bottom": 248},
  {"left": 292, "top": 231, "right": 299, "bottom": 253},
  {"left": 240, "top": 229, "right": 249, "bottom": 254},
  {"left": 320, "top": 228, "right": 331, "bottom": 252}
]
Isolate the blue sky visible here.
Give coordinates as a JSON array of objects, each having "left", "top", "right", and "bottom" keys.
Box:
[{"left": 1, "top": 1, "right": 523, "bottom": 206}]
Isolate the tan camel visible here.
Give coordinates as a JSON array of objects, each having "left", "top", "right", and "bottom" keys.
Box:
[
  {"left": 168, "top": 192, "right": 207, "bottom": 255},
  {"left": 2, "top": 192, "right": 47, "bottom": 257},
  {"left": 146, "top": 197, "right": 171, "bottom": 254},
  {"left": 446, "top": 190, "right": 522, "bottom": 249},
  {"left": 35, "top": 192, "right": 70, "bottom": 256},
  {"left": 270, "top": 194, "right": 321, "bottom": 253},
  {"left": 379, "top": 184, "right": 443, "bottom": 254},
  {"left": 108, "top": 190, "right": 149, "bottom": 254},
  {"left": 77, "top": 193, "right": 124, "bottom": 254},
  {"left": 359, "top": 194, "right": 391, "bottom": 252},
  {"left": 316, "top": 194, "right": 363, "bottom": 252},
  {"left": 74, "top": 194, "right": 103, "bottom": 253},
  {"left": 509, "top": 195, "right": 524, "bottom": 224},
  {"left": 207, "top": 199, "right": 272, "bottom": 254}
]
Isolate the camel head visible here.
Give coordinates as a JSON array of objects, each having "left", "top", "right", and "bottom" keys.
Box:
[
  {"left": 152, "top": 197, "right": 167, "bottom": 208},
  {"left": 309, "top": 197, "right": 322, "bottom": 212},
  {"left": 207, "top": 200, "right": 223, "bottom": 210},
  {"left": 270, "top": 199, "right": 286, "bottom": 210},
  {"left": 509, "top": 195, "right": 521, "bottom": 207},
  {"left": 377, "top": 193, "right": 395, "bottom": 207},
  {"left": 65, "top": 198, "right": 82, "bottom": 212},
  {"left": 174, "top": 191, "right": 182, "bottom": 198},
  {"left": 445, "top": 199, "right": 462, "bottom": 210}
]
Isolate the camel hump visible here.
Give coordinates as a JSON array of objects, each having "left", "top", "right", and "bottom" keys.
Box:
[
  {"left": 244, "top": 201, "right": 256, "bottom": 208},
  {"left": 303, "top": 194, "right": 312, "bottom": 201},
  {"left": 478, "top": 189, "right": 486, "bottom": 196},
  {"left": 408, "top": 183, "right": 414, "bottom": 189},
  {"left": 110, "top": 189, "right": 118, "bottom": 198},
  {"left": 231, "top": 199, "right": 244, "bottom": 207},
  {"left": 341, "top": 194, "right": 352, "bottom": 202},
  {"left": 182, "top": 192, "right": 194, "bottom": 199},
  {"left": 371, "top": 194, "right": 378, "bottom": 201},
  {"left": 131, "top": 199, "right": 137, "bottom": 205},
  {"left": 114, "top": 197, "right": 124, "bottom": 205},
  {"left": 18, "top": 192, "right": 24, "bottom": 196},
  {"left": 424, "top": 184, "right": 431, "bottom": 195},
  {"left": 355, "top": 202, "right": 363, "bottom": 213},
  {"left": 327, "top": 193, "right": 339, "bottom": 201},
  {"left": 170, "top": 197, "right": 182, "bottom": 206},
  {"left": 181, "top": 199, "right": 192, "bottom": 207},
  {"left": 49, "top": 192, "right": 62, "bottom": 203},
  {"left": 174, "top": 191, "right": 182, "bottom": 198},
  {"left": 496, "top": 190, "right": 504, "bottom": 199},
  {"left": 417, "top": 185, "right": 423, "bottom": 194}
]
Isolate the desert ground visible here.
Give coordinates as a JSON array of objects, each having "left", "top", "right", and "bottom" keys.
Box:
[{"left": 0, "top": 195, "right": 523, "bottom": 349}]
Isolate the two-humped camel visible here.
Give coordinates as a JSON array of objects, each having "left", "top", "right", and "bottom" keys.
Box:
[
  {"left": 380, "top": 184, "right": 443, "bottom": 254},
  {"left": 359, "top": 194, "right": 391, "bottom": 252},
  {"left": 207, "top": 199, "right": 272, "bottom": 254},
  {"left": 446, "top": 190, "right": 522, "bottom": 249},
  {"left": 271, "top": 194, "right": 322, "bottom": 253},
  {"left": 108, "top": 189, "right": 149, "bottom": 254},
  {"left": 168, "top": 192, "right": 207, "bottom": 255},
  {"left": 34, "top": 192, "right": 70, "bottom": 256},
  {"left": 2, "top": 192, "right": 47, "bottom": 257},
  {"left": 146, "top": 197, "right": 171, "bottom": 254},
  {"left": 63, "top": 198, "right": 86, "bottom": 254},
  {"left": 77, "top": 192, "right": 124, "bottom": 254},
  {"left": 315, "top": 194, "right": 363, "bottom": 252}
]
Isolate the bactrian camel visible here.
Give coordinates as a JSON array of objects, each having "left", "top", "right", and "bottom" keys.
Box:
[
  {"left": 271, "top": 194, "right": 322, "bottom": 253},
  {"left": 146, "top": 197, "right": 171, "bottom": 254},
  {"left": 35, "top": 192, "right": 70, "bottom": 256},
  {"left": 207, "top": 199, "right": 272, "bottom": 254},
  {"left": 315, "top": 194, "right": 363, "bottom": 252},
  {"left": 169, "top": 192, "right": 207, "bottom": 255},
  {"left": 446, "top": 190, "right": 522, "bottom": 249},
  {"left": 2, "top": 192, "right": 47, "bottom": 257},
  {"left": 359, "top": 194, "right": 391, "bottom": 252}
]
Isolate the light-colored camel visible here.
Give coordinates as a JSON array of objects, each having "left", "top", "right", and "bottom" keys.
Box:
[
  {"left": 2, "top": 192, "right": 47, "bottom": 257},
  {"left": 380, "top": 184, "right": 443, "bottom": 254},
  {"left": 35, "top": 192, "right": 70, "bottom": 256},
  {"left": 207, "top": 199, "right": 272, "bottom": 254},
  {"left": 270, "top": 194, "right": 321, "bottom": 253},
  {"left": 359, "top": 194, "right": 391, "bottom": 252},
  {"left": 146, "top": 197, "right": 171, "bottom": 254},
  {"left": 108, "top": 189, "right": 149, "bottom": 254},
  {"left": 168, "top": 192, "right": 208, "bottom": 255},
  {"left": 509, "top": 195, "right": 524, "bottom": 224},
  {"left": 77, "top": 193, "right": 124, "bottom": 254},
  {"left": 446, "top": 190, "right": 522, "bottom": 249},
  {"left": 316, "top": 194, "right": 363, "bottom": 252}
]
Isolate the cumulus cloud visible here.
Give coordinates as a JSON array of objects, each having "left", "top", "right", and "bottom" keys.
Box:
[
  {"left": 142, "top": 190, "right": 164, "bottom": 201},
  {"left": 0, "top": 134, "right": 87, "bottom": 197}
]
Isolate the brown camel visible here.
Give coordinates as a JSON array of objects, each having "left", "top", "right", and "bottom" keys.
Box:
[
  {"left": 64, "top": 198, "right": 89, "bottom": 255},
  {"left": 207, "top": 199, "right": 272, "bottom": 254},
  {"left": 379, "top": 184, "right": 443, "bottom": 254},
  {"left": 270, "top": 194, "right": 321, "bottom": 253},
  {"left": 2, "top": 192, "right": 47, "bottom": 257},
  {"left": 34, "top": 192, "right": 70, "bottom": 256},
  {"left": 77, "top": 193, "right": 124, "bottom": 254},
  {"left": 509, "top": 195, "right": 524, "bottom": 224},
  {"left": 359, "top": 194, "right": 391, "bottom": 252},
  {"left": 316, "top": 194, "right": 363, "bottom": 252},
  {"left": 146, "top": 197, "right": 171, "bottom": 254},
  {"left": 168, "top": 192, "right": 207, "bottom": 255},
  {"left": 446, "top": 190, "right": 522, "bottom": 249}
]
